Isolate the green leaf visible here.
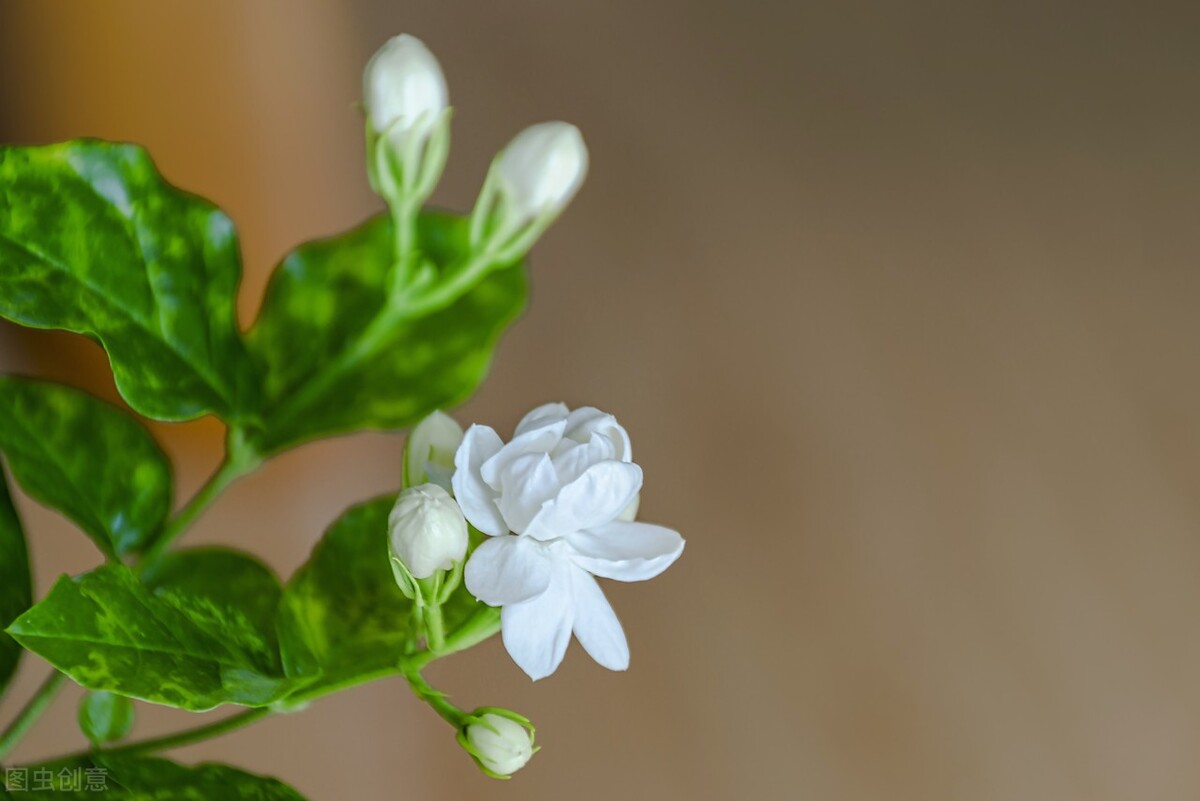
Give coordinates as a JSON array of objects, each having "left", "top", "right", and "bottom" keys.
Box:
[
  {"left": 7, "top": 552, "right": 296, "bottom": 711},
  {"left": 141, "top": 548, "right": 285, "bottom": 677},
  {"left": 0, "top": 140, "right": 259, "bottom": 423},
  {"left": 0, "top": 377, "right": 172, "bottom": 558},
  {"left": 0, "top": 466, "right": 31, "bottom": 700},
  {"left": 11, "top": 754, "right": 306, "bottom": 799},
  {"left": 247, "top": 211, "right": 526, "bottom": 453},
  {"left": 277, "top": 496, "right": 415, "bottom": 687},
  {"left": 77, "top": 691, "right": 134, "bottom": 745}
]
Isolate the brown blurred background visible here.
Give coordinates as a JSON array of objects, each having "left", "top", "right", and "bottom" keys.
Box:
[{"left": 3, "top": 1, "right": 1200, "bottom": 799}]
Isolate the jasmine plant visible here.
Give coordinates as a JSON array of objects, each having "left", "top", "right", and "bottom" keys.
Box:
[{"left": 0, "top": 33, "right": 682, "bottom": 796}]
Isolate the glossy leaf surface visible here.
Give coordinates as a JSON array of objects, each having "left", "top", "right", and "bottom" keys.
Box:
[
  {"left": 0, "top": 377, "right": 172, "bottom": 558},
  {"left": 0, "top": 467, "right": 30, "bottom": 700},
  {"left": 247, "top": 212, "right": 525, "bottom": 452},
  {"left": 8, "top": 551, "right": 294, "bottom": 711},
  {"left": 277, "top": 496, "right": 415, "bottom": 687},
  {"left": 10, "top": 754, "right": 306, "bottom": 799},
  {"left": 0, "top": 140, "right": 259, "bottom": 422}
]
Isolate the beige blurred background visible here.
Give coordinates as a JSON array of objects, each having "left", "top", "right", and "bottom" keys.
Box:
[{"left": 3, "top": 1, "right": 1200, "bottom": 799}]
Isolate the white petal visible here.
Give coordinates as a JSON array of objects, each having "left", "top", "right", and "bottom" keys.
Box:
[
  {"left": 464, "top": 535, "right": 552, "bottom": 606},
  {"left": 551, "top": 432, "right": 616, "bottom": 487},
  {"left": 501, "top": 560, "right": 574, "bottom": 680},
  {"left": 569, "top": 566, "right": 629, "bottom": 671},
  {"left": 514, "top": 403, "right": 570, "bottom": 436},
  {"left": 479, "top": 421, "right": 565, "bottom": 490},
  {"left": 524, "top": 461, "right": 643, "bottom": 541},
  {"left": 562, "top": 407, "right": 632, "bottom": 462},
  {"left": 363, "top": 34, "right": 447, "bottom": 135},
  {"left": 494, "top": 453, "right": 561, "bottom": 535},
  {"left": 452, "top": 425, "right": 507, "bottom": 536},
  {"left": 567, "top": 521, "right": 684, "bottom": 582},
  {"left": 618, "top": 493, "right": 640, "bottom": 522},
  {"left": 495, "top": 122, "right": 588, "bottom": 223}
]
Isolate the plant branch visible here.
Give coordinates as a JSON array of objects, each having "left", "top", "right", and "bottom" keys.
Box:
[
  {"left": 17, "top": 610, "right": 502, "bottom": 768},
  {"left": 99, "top": 708, "right": 269, "bottom": 758},
  {"left": 0, "top": 427, "right": 261, "bottom": 760},
  {"left": 423, "top": 604, "right": 447, "bottom": 653},
  {"left": 136, "top": 427, "right": 260, "bottom": 575},
  {"left": 0, "top": 671, "right": 67, "bottom": 761},
  {"left": 397, "top": 610, "right": 502, "bottom": 730},
  {"left": 264, "top": 246, "right": 502, "bottom": 437},
  {"left": 400, "top": 665, "right": 466, "bottom": 728},
  {"left": 410, "top": 606, "right": 501, "bottom": 671}
]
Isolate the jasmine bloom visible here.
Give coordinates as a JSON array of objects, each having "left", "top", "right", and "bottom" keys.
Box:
[{"left": 453, "top": 403, "right": 684, "bottom": 680}]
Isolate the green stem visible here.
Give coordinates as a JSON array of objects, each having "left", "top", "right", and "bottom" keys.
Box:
[
  {"left": 136, "top": 428, "right": 260, "bottom": 575},
  {"left": 409, "top": 606, "right": 501, "bottom": 672},
  {"left": 0, "top": 429, "right": 260, "bottom": 760},
  {"left": 265, "top": 244, "right": 501, "bottom": 436},
  {"left": 0, "top": 671, "right": 67, "bottom": 761},
  {"left": 424, "top": 604, "right": 447, "bottom": 653},
  {"left": 390, "top": 198, "right": 417, "bottom": 288},
  {"left": 402, "top": 248, "right": 502, "bottom": 319},
  {"left": 290, "top": 608, "right": 500, "bottom": 706},
  {"left": 14, "top": 708, "right": 270, "bottom": 770},
  {"left": 16, "top": 611, "right": 503, "bottom": 767},
  {"left": 400, "top": 664, "right": 466, "bottom": 728},
  {"left": 99, "top": 708, "right": 268, "bottom": 758}
]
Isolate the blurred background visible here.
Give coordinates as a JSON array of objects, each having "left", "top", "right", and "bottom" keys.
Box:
[{"left": 3, "top": 1, "right": 1200, "bottom": 798}]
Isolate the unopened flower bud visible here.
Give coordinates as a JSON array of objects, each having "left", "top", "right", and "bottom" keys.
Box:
[
  {"left": 494, "top": 122, "right": 588, "bottom": 225},
  {"left": 404, "top": 410, "right": 463, "bottom": 491},
  {"left": 459, "top": 711, "right": 536, "bottom": 778},
  {"left": 363, "top": 34, "right": 447, "bottom": 139},
  {"left": 470, "top": 122, "right": 588, "bottom": 255},
  {"left": 363, "top": 35, "right": 451, "bottom": 203},
  {"left": 388, "top": 484, "right": 468, "bottom": 581}
]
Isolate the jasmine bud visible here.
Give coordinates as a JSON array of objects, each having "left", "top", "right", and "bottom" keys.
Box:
[
  {"left": 459, "top": 710, "right": 536, "bottom": 778},
  {"left": 388, "top": 484, "right": 468, "bottom": 582},
  {"left": 404, "top": 410, "right": 464, "bottom": 491}
]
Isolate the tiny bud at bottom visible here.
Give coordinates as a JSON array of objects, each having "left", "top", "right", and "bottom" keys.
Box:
[{"left": 464, "top": 713, "right": 535, "bottom": 777}]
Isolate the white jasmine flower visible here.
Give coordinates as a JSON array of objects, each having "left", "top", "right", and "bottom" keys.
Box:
[
  {"left": 388, "top": 484, "right": 468, "bottom": 580},
  {"left": 461, "top": 712, "right": 536, "bottom": 778},
  {"left": 363, "top": 34, "right": 447, "bottom": 141},
  {"left": 404, "top": 410, "right": 464, "bottom": 490},
  {"left": 453, "top": 403, "right": 684, "bottom": 680}
]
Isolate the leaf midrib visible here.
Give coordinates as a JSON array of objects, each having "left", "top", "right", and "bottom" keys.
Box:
[{"left": 0, "top": 229, "right": 235, "bottom": 410}]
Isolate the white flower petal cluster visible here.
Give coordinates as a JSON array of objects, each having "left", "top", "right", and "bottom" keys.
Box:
[{"left": 453, "top": 403, "right": 684, "bottom": 680}]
